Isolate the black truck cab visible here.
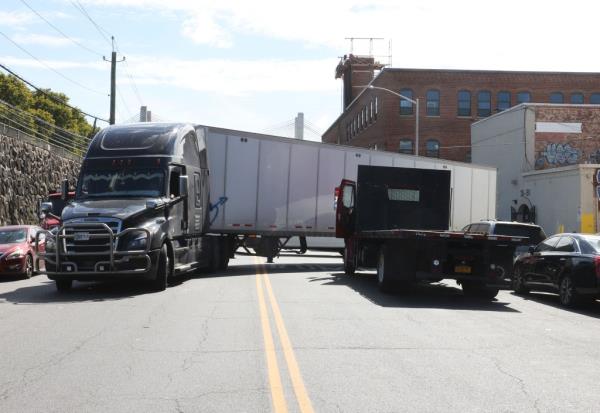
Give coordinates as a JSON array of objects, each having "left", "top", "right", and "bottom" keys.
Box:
[{"left": 41, "top": 123, "right": 226, "bottom": 292}]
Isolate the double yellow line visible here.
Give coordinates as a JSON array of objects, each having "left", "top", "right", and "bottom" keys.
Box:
[{"left": 254, "top": 257, "right": 314, "bottom": 413}]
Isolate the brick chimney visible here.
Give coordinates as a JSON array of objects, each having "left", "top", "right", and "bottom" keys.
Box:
[{"left": 335, "top": 54, "right": 383, "bottom": 109}]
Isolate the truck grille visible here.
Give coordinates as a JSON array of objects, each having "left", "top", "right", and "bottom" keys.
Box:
[{"left": 63, "top": 218, "right": 122, "bottom": 255}]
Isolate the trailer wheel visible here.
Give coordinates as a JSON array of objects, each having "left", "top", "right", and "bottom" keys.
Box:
[
  {"left": 152, "top": 244, "right": 169, "bottom": 291},
  {"left": 462, "top": 281, "right": 498, "bottom": 300},
  {"left": 343, "top": 241, "right": 356, "bottom": 275}
]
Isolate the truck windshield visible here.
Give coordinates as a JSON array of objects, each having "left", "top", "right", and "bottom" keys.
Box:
[{"left": 78, "top": 168, "right": 165, "bottom": 198}]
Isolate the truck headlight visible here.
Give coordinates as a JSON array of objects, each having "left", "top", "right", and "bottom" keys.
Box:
[{"left": 124, "top": 234, "right": 148, "bottom": 250}]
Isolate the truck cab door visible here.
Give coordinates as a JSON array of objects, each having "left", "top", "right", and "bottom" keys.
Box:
[
  {"left": 335, "top": 179, "right": 356, "bottom": 238},
  {"left": 168, "top": 165, "right": 188, "bottom": 236}
]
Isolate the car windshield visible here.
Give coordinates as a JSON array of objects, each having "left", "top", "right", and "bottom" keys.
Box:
[
  {"left": 493, "top": 224, "right": 546, "bottom": 244},
  {"left": 0, "top": 229, "right": 27, "bottom": 244},
  {"left": 78, "top": 168, "right": 165, "bottom": 198}
]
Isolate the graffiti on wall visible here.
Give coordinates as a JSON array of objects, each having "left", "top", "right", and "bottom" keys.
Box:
[{"left": 535, "top": 143, "right": 581, "bottom": 169}]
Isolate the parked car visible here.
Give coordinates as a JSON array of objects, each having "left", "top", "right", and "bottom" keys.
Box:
[
  {"left": 463, "top": 220, "right": 547, "bottom": 259},
  {"left": 512, "top": 233, "right": 600, "bottom": 306},
  {"left": 0, "top": 225, "right": 45, "bottom": 278}
]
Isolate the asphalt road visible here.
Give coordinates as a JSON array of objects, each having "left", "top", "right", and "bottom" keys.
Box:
[{"left": 1, "top": 252, "right": 600, "bottom": 412}]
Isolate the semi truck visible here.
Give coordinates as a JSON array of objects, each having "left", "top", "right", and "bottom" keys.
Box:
[
  {"left": 38, "top": 122, "right": 501, "bottom": 292},
  {"left": 336, "top": 165, "right": 524, "bottom": 299}
]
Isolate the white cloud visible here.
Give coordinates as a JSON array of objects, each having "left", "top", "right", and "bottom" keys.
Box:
[
  {"left": 0, "top": 56, "right": 105, "bottom": 70},
  {"left": 123, "top": 56, "right": 339, "bottom": 95},
  {"left": 12, "top": 33, "right": 74, "bottom": 47},
  {"left": 0, "top": 11, "right": 35, "bottom": 26}
]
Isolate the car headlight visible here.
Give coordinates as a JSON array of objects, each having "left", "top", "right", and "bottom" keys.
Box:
[{"left": 6, "top": 249, "right": 24, "bottom": 260}]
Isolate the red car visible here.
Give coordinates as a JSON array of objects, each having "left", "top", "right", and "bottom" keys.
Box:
[{"left": 0, "top": 225, "right": 45, "bottom": 278}]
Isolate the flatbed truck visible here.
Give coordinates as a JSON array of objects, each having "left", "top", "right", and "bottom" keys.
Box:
[{"left": 336, "top": 165, "right": 524, "bottom": 299}]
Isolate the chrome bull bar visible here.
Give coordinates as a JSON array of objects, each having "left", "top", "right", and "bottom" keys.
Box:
[{"left": 35, "top": 223, "right": 152, "bottom": 275}]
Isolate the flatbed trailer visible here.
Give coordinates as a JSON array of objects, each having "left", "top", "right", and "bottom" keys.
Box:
[{"left": 337, "top": 165, "right": 525, "bottom": 298}]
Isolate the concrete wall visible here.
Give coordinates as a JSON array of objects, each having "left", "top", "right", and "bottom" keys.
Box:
[
  {"left": 472, "top": 105, "right": 535, "bottom": 220},
  {"left": 522, "top": 166, "right": 582, "bottom": 235},
  {"left": 0, "top": 123, "right": 80, "bottom": 226}
]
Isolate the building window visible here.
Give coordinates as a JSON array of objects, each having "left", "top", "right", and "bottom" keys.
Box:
[
  {"left": 361, "top": 108, "right": 365, "bottom": 129},
  {"left": 477, "top": 91, "right": 491, "bottom": 117},
  {"left": 399, "top": 139, "right": 413, "bottom": 154},
  {"left": 591, "top": 93, "right": 600, "bottom": 104},
  {"left": 570, "top": 93, "right": 584, "bottom": 104},
  {"left": 517, "top": 91, "right": 531, "bottom": 104},
  {"left": 369, "top": 101, "right": 373, "bottom": 122},
  {"left": 465, "top": 151, "right": 472, "bottom": 163},
  {"left": 457, "top": 90, "right": 471, "bottom": 117},
  {"left": 399, "top": 88, "right": 414, "bottom": 115},
  {"left": 426, "top": 90, "right": 440, "bottom": 116},
  {"left": 549, "top": 92, "right": 564, "bottom": 103},
  {"left": 374, "top": 96, "right": 379, "bottom": 119},
  {"left": 426, "top": 139, "right": 440, "bottom": 158},
  {"left": 497, "top": 91, "right": 511, "bottom": 111}
]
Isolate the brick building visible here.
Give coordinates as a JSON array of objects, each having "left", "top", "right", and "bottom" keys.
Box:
[{"left": 322, "top": 55, "right": 600, "bottom": 162}]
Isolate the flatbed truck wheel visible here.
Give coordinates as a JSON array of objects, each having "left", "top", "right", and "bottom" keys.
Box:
[
  {"left": 462, "top": 281, "right": 498, "bottom": 300},
  {"left": 343, "top": 243, "right": 355, "bottom": 275},
  {"left": 377, "top": 248, "right": 395, "bottom": 293}
]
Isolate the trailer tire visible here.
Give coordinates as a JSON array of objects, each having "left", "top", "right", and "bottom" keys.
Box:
[
  {"left": 343, "top": 241, "right": 356, "bottom": 276},
  {"left": 152, "top": 244, "right": 169, "bottom": 291}
]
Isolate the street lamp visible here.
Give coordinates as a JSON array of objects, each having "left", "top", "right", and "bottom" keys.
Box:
[{"left": 356, "top": 85, "right": 420, "bottom": 156}]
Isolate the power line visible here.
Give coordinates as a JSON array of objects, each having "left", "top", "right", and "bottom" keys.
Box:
[
  {"left": 19, "top": 0, "right": 103, "bottom": 57},
  {"left": 0, "top": 29, "right": 106, "bottom": 96},
  {"left": 70, "top": 0, "right": 112, "bottom": 47},
  {"left": 0, "top": 63, "right": 108, "bottom": 123},
  {"left": 113, "top": 40, "right": 144, "bottom": 106}
]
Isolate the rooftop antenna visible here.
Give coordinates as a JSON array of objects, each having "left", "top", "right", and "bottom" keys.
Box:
[{"left": 344, "top": 37, "right": 383, "bottom": 56}]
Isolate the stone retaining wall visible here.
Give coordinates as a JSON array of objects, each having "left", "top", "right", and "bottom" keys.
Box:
[{"left": 0, "top": 124, "right": 80, "bottom": 225}]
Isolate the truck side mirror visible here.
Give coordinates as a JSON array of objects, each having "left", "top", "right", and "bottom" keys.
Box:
[
  {"left": 60, "top": 179, "right": 69, "bottom": 201},
  {"left": 40, "top": 202, "right": 53, "bottom": 214},
  {"left": 179, "top": 176, "right": 188, "bottom": 198}
]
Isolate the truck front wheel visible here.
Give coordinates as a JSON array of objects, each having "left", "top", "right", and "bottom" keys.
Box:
[
  {"left": 56, "top": 279, "right": 72, "bottom": 292},
  {"left": 343, "top": 241, "right": 356, "bottom": 275},
  {"left": 152, "top": 244, "right": 169, "bottom": 291}
]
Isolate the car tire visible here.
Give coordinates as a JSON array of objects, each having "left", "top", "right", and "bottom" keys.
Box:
[
  {"left": 512, "top": 267, "right": 530, "bottom": 295},
  {"left": 559, "top": 275, "right": 579, "bottom": 307},
  {"left": 24, "top": 254, "right": 33, "bottom": 279},
  {"left": 56, "top": 279, "right": 72, "bottom": 292},
  {"left": 152, "top": 244, "right": 169, "bottom": 292},
  {"left": 343, "top": 242, "right": 356, "bottom": 276}
]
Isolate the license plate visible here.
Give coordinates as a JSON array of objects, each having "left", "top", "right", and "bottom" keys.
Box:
[
  {"left": 74, "top": 232, "right": 90, "bottom": 241},
  {"left": 455, "top": 265, "right": 471, "bottom": 274}
]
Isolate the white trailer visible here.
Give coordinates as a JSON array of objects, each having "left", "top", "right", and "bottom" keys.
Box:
[{"left": 199, "top": 125, "right": 497, "bottom": 246}]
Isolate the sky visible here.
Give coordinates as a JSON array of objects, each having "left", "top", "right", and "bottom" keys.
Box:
[{"left": 0, "top": 0, "right": 599, "bottom": 141}]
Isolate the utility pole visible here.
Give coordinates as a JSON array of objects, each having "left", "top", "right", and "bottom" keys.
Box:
[{"left": 103, "top": 36, "right": 125, "bottom": 125}]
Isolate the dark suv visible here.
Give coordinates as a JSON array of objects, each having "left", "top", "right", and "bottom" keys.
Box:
[{"left": 463, "top": 220, "right": 547, "bottom": 270}]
